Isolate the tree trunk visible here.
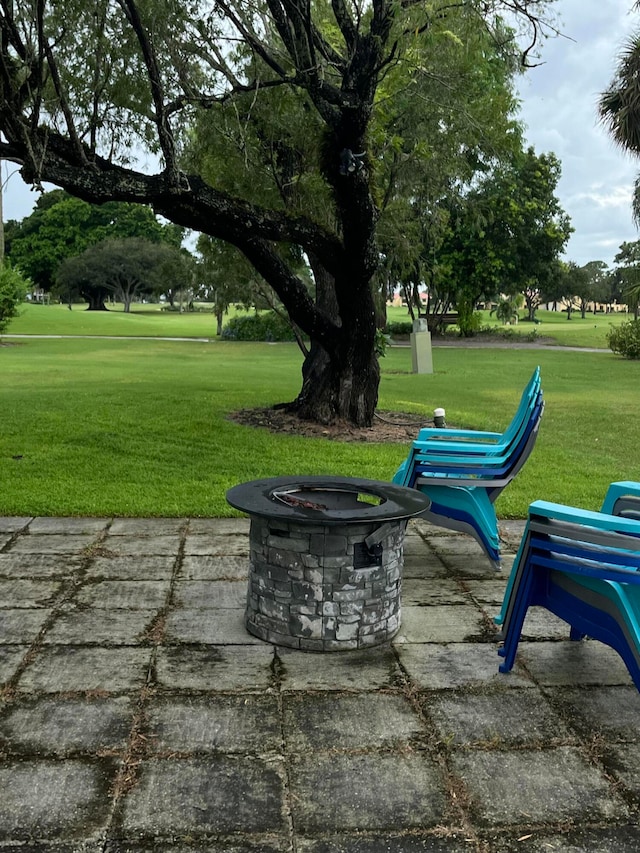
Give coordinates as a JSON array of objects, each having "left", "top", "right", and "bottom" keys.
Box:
[
  {"left": 295, "top": 336, "right": 380, "bottom": 426},
  {"left": 82, "top": 289, "right": 109, "bottom": 310}
]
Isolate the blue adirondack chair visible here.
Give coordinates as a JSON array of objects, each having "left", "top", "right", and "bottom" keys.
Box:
[
  {"left": 496, "top": 484, "right": 640, "bottom": 691},
  {"left": 393, "top": 372, "right": 543, "bottom": 568},
  {"left": 415, "top": 367, "right": 541, "bottom": 455}
]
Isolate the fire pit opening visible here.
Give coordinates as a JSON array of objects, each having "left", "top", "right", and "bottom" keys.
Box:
[
  {"left": 271, "top": 486, "right": 386, "bottom": 512},
  {"left": 226, "top": 476, "right": 430, "bottom": 652}
]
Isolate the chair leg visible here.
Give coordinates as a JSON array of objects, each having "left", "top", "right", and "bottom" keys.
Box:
[{"left": 569, "top": 625, "right": 586, "bottom": 641}]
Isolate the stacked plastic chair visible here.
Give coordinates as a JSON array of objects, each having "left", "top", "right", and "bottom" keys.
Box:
[
  {"left": 495, "top": 482, "right": 640, "bottom": 691},
  {"left": 393, "top": 367, "right": 543, "bottom": 568}
]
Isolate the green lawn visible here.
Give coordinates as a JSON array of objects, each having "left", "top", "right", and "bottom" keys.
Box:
[
  {"left": 8, "top": 302, "right": 633, "bottom": 349},
  {"left": 2, "top": 335, "right": 639, "bottom": 518},
  {"left": 386, "top": 305, "right": 632, "bottom": 349},
  {"left": 6, "top": 301, "right": 223, "bottom": 338}
]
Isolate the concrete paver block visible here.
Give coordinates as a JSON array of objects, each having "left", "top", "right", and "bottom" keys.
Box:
[
  {"left": 0, "top": 759, "right": 117, "bottom": 841},
  {"left": 28, "top": 518, "right": 110, "bottom": 535},
  {"left": 427, "top": 687, "right": 571, "bottom": 746},
  {"left": 0, "top": 696, "right": 133, "bottom": 755},
  {"left": 557, "top": 686, "right": 640, "bottom": 739},
  {"left": 43, "top": 609, "right": 158, "bottom": 645},
  {"left": 108, "top": 518, "right": 186, "bottom": 535},
  {"left": 155, "top": 645, "right": 275, "bottom": 691},
  {"left": 146, "top": 695, "right": 281, "bottom": 753},
  {"left": 401, "top": 555, "right": 449, "bottom": 580},
  {"left": 0, "top": 644, "right": 29, "bottom": 684},
  {"left": 398, "top": 643, "right": 532, "bottom": 690},
  {"left": 465, "top": 580, "right": 508, "bottom": 607},
  {"left": 121, "top": 756, "right": 285, "bottom": 836},
  {"left": 75, "top": 580, "right": 170, "bottom": 609},
  {"left": 86, "top": 555, "right": 175, "bottom": 580},
  {"left": 187, "top": 518, "right": 250, "bottom": 535},
  {"left": 0, "top": 553, "right": 82, "bottom": 578},
  {"left": 489, "top": 825, "right": 640, "bottom": 852},
  {"left": 0, "top": 579, "right": 61, "bottom": 608},
  {"left": 289, "top": 752, "right": 447, "bottom": 832},
  {"left": 101, "top": 534, "right": 181, "bottom": 556},
  {"left": 396, "top": 605, "right": 483, "bottom": 643},
  {"left": 180, "top": 554, "right": 250, "bottom": 580},
  {"left": 172, "top": 579, "right": 246, "bottom": 609},
  {"left": 18, "top": 646, "right": 152, "bottom": 693},
  {"left": 278, "top": 646, "right": 399, "bottom": 691},
  {"left": 163, "top": 607, "right": 258, "bottom": 644},
  {"left": 0, "top": 608, "right": 52, "bottom": 644},
  {"left": 402, "top": 579, "right": 470, "bottom": 606},
  {"left": 606, "top": 741, "right": 640, "bottom": 795},
  {"left": 7, "top": 534, "right": 98, "bottom": 554},
  {"left": 297, "top": 836, "right": 472, "bottom": 852},
  {"left": 183, "top": 533, "right": 250, "bottom": 556},
  {"left": 0, "top": 516, "right": 32, "bottom": 533},
  {"left": 452, "top": 746, "right": 627, "bottom": 826},
  {"left": 283, "top": 693, "right": 423, "bottom": 751},
  {"left": 518, "top": 641, "right": 633, "bottom": 686}
]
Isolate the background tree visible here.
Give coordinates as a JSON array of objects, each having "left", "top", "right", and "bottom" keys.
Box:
[
  {"left": 0, "top": 0, "right": 558, "bottom": 425},
  {"left": 6, "top": 191, "right": 180, "bottom": 294},
  {"left": 599, "top": 10, "right": 640, "bottom": 225},
  {"left": 55, "top": 238, "right": 187, "bottom": 311},
  {"left": 614, "top": 241, "right": 640, "bottom": 319},
  {"left": 432, "top": 147, "right": 571, "bottom": 330},
  {"left": 491, "top": 294, "right": 524, "bottom": 325},
  {"left": 0, "top": 263, "right": 29, "bottom": 333},
  {"left": 574, "top": 260, "right": 609, "bottom": 318},
  {"left": 196, "top": 236, "right": 258, "bottom": 335}
]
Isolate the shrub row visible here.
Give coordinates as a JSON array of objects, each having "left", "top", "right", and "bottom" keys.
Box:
[
  {"left": 221, "top": 311, "right": 298, "bottom": 342},
  {"left": 607, "top": 319, "right": 640, "bottom": 359}
]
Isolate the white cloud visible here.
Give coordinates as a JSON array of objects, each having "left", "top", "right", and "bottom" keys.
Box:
[{"left": 517, "top": 0, "right": 640, "bottom": 266}]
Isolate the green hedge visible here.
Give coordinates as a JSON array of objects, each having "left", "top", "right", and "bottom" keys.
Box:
[
  {"left": 221, "top": 311, "right": 298, "bottom": 342},
  {"left": 384, "top": 321, "right": 413, "bottom": 336}
]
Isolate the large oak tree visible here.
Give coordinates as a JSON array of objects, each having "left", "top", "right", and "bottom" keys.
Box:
[{"left": 0, "top": 0, "right": 556, "bottom": 425}]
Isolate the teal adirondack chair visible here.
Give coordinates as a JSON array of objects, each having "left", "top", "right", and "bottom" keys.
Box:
[
  {"left": 393, "top": 370, "right": 543, "bottom": 567},
  {"left": 495, "top": 483, "right": 640, "bottom": 691}
]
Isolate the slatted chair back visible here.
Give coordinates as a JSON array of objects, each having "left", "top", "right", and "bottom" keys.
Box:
[{"left": 496, "top": 499, "right": 640, "bottom": 691}]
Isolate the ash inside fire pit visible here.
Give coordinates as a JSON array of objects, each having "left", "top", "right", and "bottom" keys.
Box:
[{"left": 226, "top": 476, "right": 430, "bottom": 651}]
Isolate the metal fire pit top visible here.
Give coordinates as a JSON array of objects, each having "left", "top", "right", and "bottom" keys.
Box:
[{"left": 226, "top": 475, "right": 430, "bottom": 526}]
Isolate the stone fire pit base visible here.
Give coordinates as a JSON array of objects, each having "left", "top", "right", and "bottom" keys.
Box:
[
  {"left": 246, "top": 516, "right": 405, "bottom": 651},
  {"left": 226, "top": 476, "right": 430, "bottom": 652}
]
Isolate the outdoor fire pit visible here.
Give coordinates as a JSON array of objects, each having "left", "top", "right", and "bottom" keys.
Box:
[{"left": 226, "top": 475, "right": 430, "bottom": 651}]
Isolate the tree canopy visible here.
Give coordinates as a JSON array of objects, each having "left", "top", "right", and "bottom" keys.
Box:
[
  {"left": 6, "top": 191, "right": 181, "bottom": 292},
  {"left": 55, "top": 237, "right": 189, "bottom": 311},
  {"left": 0, "top": 0, "right": 559, "bottom": 425}
]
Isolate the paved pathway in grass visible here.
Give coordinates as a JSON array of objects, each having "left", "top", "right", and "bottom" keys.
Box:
[
  {"left": 0, "top": 515, "right": 638, "bottom": 852},
  {"left": 1, "top": 333, "right": 611, "bottom": 352}
]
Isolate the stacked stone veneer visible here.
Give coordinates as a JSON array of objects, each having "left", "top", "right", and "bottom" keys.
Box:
[{"left": 245, "top": 516, "right": 405, "bottom": 651}]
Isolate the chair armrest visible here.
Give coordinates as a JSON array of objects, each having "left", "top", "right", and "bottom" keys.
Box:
[{"left": 601, "top": 481, "right": 640, "bottom": 516}]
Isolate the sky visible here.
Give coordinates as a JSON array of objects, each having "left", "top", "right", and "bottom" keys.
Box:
[
  {"left": 516, "top": 0, "right": 640, "bottom": 266},
  {"left": 2, "top": 1, "right": 640, "bottom": 268}
]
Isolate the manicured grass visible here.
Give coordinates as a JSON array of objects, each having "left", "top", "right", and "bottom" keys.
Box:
[
  {"left": 2, "top": 337, "right": 639, "bottom": 518},
  {"left": 8, "top": 302, "right": 633, "bottom": 348},
  {"left": 6, "top": 301, "right": 229, "bottom": 338},
  {"left": 386, "top": 305, "right": 631, "bottom": 349}
]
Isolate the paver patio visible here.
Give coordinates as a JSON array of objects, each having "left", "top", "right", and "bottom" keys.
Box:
[{"left": 0, "top": 514, "right": 639, "bottom": 851}]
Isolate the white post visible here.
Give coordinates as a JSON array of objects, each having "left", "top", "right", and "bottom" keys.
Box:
[{"left": 410, "top": 318, "right": 433, "bottom": 374}]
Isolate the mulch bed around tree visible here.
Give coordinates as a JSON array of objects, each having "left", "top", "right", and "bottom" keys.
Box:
[{"left": 229, "top": 407, "right": 434, "bottom": 443}]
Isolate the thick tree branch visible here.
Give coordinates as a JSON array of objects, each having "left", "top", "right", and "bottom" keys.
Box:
[{"left": 0, "top": 132, "right": 344, "bottom": 277}]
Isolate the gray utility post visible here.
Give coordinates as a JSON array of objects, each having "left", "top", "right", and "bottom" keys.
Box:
[{"left": 410, "top": 318, "right": 433, "bottom": 374}]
